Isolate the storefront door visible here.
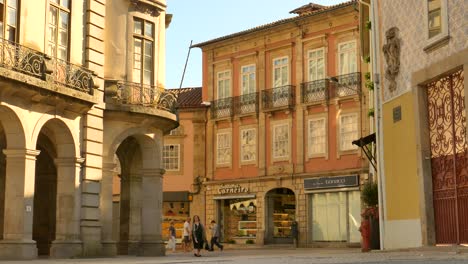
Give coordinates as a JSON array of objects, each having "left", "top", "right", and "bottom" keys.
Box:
[{"left": 265, "top": 188, "right": 295, "bottom": 244}]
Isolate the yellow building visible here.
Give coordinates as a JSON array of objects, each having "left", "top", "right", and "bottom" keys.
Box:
[{"left": 361, "top": 0, "right": 467, "bottom": 249}]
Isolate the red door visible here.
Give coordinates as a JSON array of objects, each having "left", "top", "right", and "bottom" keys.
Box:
[{"left": 427, "top": 68, "right": 467, "bottom": 244}]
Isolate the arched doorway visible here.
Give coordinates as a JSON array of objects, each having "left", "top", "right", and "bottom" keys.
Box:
[
  {"left": 32, "top": 119, "right": 81, "bottom": 258},
  {"left": 33, "top": 133, "right": 57, "bottom": 255},
  {"left": 265, "top": 188, "right": 296, "bottom": 244},
  {"left": 115, "top": 136, "right": 143, "bottom": 255}
]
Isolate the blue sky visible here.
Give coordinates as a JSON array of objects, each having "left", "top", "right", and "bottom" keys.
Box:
[{"left": 165, "top": 0, "right": 346, "bottom": 89}]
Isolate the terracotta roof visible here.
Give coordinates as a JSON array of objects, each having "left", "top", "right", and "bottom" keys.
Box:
[
  {"left": 172, "top": 87, "right": 203, "bottom": 108},
  {"left": 191, "top": 0, "right": 356, "bottom": 48},
  {"left": 289, "top": 3, "right": 327, "bottom": 16}
]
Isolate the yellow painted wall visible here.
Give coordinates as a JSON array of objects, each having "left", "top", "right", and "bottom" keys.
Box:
[{"left": 383, "top": 92, "right": 421, "bottom": 220}]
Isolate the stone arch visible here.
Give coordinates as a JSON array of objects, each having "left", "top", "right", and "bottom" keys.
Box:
[
  {"left": 101, "top": 127, "right": 164, "bottom": 256},
  {"left": 264, "top": 187, "right": 296, "bottom": 245},
  {"left": 33, "top": 118, "right": 82, "bottom": 257},
  {"left": 0, "top": 106, "right": 26, "bottom": 241}
]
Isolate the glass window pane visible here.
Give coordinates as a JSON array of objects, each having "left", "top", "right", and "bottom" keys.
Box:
[
  {"left": 134, "top": 19, "right": 142, "bottom": 34},
  {"left": 143, "top": 70, "right": 151, "bottom": 85},
  {"left": 61, "top": 0, "right": 70, "bottom": 9},
  {"left": 7, "top": 7, "right": 16, "bottom": 26},
  {"left": 9, "top": 0, "right": 17, "bottom": 8},
  {"left": 144, "top": 55, "right": 152, "bottom": 71},
  {"left": 6, "top": 25, "right": 15, "bottom": 41},
  {"left": 58, "top": 46, "right": 67, "bottom": 60},
  {"left": 145, "top": 22, "right": 153, "bottom": 37},
  {"left": 59, "top": 29, "right": 67, "bottom": 46},
  {"left": 144, "top": 41, "right": 152, "bottom": 56},
  {"left": 60, "top": 11, "right": 69, "bottom": 29},
  {"left": 49, "top": 6, "right": 57, "bottom": 25}
]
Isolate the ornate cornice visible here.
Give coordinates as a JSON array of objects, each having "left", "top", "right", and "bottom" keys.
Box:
[{"left": 130, "top": 0, "right": 165, "bottom": 17}]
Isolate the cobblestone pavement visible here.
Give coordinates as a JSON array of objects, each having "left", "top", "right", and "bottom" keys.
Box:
[{"left": 1, "top": 248, "right": 468, "bottom": 264}]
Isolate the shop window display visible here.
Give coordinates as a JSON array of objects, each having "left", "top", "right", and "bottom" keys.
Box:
[
  {"left": 162, "top": 201, "right": 189, "bottom": 242},
  {"left": 272, "top": 192, "right": 296, "bottom": 238},
  {"left": 221, "top": 199, "right": 257, "bottom": 240}
]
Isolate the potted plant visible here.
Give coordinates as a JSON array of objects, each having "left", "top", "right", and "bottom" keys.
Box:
[{"left": 360, "top": 182, "right": 379, "bottom": 251}]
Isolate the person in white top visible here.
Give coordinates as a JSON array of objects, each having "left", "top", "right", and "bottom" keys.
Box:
[{"left": 182, "top": 217, "right": 192, "bottom": 252}]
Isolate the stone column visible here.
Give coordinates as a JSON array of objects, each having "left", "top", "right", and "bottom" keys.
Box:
[
  {"left": 0, "top": 149, "right": 39, "bottom": 259},
  {"left": 120, "top": 173, "right": 142, "bottom": 255},
  {"left": 139, "top": 168, "right": 165, "bottom": 256},
  {"left": 100, "top": 162, "right": 117, "bottom": 256},
  {"left": 50, "top": 158, "right": 84, "bottom": 258}
]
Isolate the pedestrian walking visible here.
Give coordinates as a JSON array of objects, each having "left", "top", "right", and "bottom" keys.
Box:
[
  {"left": 167, "top": 221, "right": 176, "bottom": 253},
  {"left": 182, "top": 217, "right": 192, "bottom": 252},
  {"left": 208, "top": 220, "right": 223, "bottom": 251},
  {"left": 191, "top": 215, "right": 207, "bottom": 257}
]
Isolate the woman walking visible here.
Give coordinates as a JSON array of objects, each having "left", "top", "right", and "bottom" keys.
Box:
[{"left": 191, "top": 215, "right": 206, "bottom": 257}]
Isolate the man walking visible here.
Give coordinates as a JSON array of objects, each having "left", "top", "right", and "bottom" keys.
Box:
[
  {"left": 182, "top": 217, "right": 192, "bottom": 252},
  {"left": 209, "top": 220, "right": 223, "bottom": 251}
]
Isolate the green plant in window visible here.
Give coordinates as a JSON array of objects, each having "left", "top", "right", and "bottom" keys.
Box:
[
  {"left": 365, "top": 72, "right": 371, "bottom": 80},
  {"left": 368, "top": 108, "right": 375, "bottom": 117},
  {"left": 364, "top": 55, "right": 371, "bottom": 63},
  {"left": 365, "top": 20, "right": 372, "bottom": 30},
  {"left": 365, "top": 80, "right": 374, "bottom": 91}
]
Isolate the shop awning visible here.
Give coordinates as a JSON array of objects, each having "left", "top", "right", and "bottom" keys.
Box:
[
  {"left": 229, "top": 199, "right": 257, "bottom": 210},
  {"left": 163, "top": 191, "right": 190, "bottom": 202}
]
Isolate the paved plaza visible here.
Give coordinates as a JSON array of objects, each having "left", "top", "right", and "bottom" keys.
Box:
[{"left": 1, "top": 248, "right": 467, "bottom": 264}]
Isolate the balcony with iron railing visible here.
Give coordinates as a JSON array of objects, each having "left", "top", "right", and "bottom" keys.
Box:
[
  {"left": 104, "top": 80, "right": 178, "bottom": 115},
  {"left": 333, "top": 72, "right": 361, "bottom": 98},
  {"left": 301, "top": 79, "right": 328, "bottom": 104},
  {"left": 262, "top": 85, "right": 295, "bottom": 111},
  {"left": 0, "top": 38, "right": 97, "bottom": 101},
  {"left": 234, "top": 92, "right": 258, "bottom": 116},
  {"left": 211, "top": 97, "right": 233, "bottom": 119}
]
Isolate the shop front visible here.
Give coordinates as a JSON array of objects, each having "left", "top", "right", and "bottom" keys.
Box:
[
  {"left": 264, "top": 188, "right": 296, "bottom": 244},
  {"left": 162, "top": 191, "right": 191, "bottom": 243},
  {"left": 213, "top": 184, "right": 257, "bottom": 245},
  {"left": 305, "top": 175, "right": 361, "bottom": 245}
]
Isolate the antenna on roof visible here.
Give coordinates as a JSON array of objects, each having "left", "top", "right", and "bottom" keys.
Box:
[{"left": 178, "top": 40, "right": 193, "bottom": 91}]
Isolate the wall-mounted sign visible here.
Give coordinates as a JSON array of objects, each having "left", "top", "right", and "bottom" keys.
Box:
[
  {"left": 218, "top": 184, "right": 249, "bottom": 195},
  {"left": 304, "top": 175, "right": 359, "bottom": 190}
]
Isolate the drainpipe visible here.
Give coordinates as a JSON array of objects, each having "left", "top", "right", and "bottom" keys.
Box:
[{"left": 360, "top": 0, "right": 385, "bottom": 250}]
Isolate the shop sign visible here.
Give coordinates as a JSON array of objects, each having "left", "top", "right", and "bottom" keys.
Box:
[
  {"left": 304, "top": 175, "right": 358, "bottom": 190},
  {"left": 218, "top": 184, "right": 249, "bottom": 195}
]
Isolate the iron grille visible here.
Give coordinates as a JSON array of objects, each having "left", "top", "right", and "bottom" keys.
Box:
[
  {"left": 262, "top": 85, "right": 295, "bottom": 111},
  {"left": 301, "top": 79, "right": 328, "bottom": 103}
]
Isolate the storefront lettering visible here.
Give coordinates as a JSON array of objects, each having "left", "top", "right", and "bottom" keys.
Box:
[
  {"left": 218, "top": 184, "right": 249, "bottom": 195},
  {"left": 325, "top": 179, "right": 345, "bottom": 184}
]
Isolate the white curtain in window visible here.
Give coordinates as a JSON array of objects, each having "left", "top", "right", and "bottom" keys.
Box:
[
  {"left": 308, "top": 118, "right": 326, "bottom": 155},
  {"left": 308, "top": 49, "right": 325, "bottom": 81},
  {"left": 340, "top": 114, "right": 358, "bottom": 151},
  {"left": 338, "top": 42, "right": 357, "bottom": 75}
]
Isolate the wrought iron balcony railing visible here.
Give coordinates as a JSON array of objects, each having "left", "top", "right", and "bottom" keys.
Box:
[
  {"left": 107, "top": 81, "right": 177, "bottom": 114},
  {"left": 301, "top": 79, "right": 328, "bottom": 104},
  {"left": 334, "top": 72, "right": 361, "bottom": 98},
  {"left": 48, "top": 57, "right": 95, "bottom": 95},
  {"left": 211, "top": 97, "right": 233, "bottom": 119},
  {"left": 233, "top": 92, "right": 258, "bottom": 116},
  {"left": 0, "top": 38, "right": 45, "bottom": 78},
  {"left": 262, "top": 85, "right": 295, "bottom": 111},
  {"left": 0, "top": 38, "right": 96, "bottom": 95}
]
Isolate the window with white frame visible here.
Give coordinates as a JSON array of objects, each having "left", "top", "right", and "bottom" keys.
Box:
[
  {"left": 163, "top": 144, "right": 180, "bottom": 171},
  {"left": 241, "top": 128, "right": 256, "bottom": 162},
  {"left": 308, "top": 118, "right": 326, "bottom": 156},
  {"left": 133, "top": 18, "right": 154, "bottom": 85},
  {"left": 339, "top": 113, "right": 358, "bottom": 151},
  {"left": 338, "top": 41, "right": 357, "bottom": 75},
  {"left": 273, "top": 57, "right": 289, "bottom": 87},
  {"left": 48, "top": 0, "right": 70, "bottom": 60},
  {"left": 0, "top": 0, "right": 19, "bottom": 42},
  {"left": 308, "top": 48, "right": 325, "bottom": 81},
  {"left": 217, "top": 70, "right": 231, "bottom": 99},
  {"left": 217, "top": 131, "right": 231, "bottom": 165},
  {"left": 273, "top": 123, "right": 289, "bottom": 159},
  {"left": 241, "top": 65, "right": 256, "bottom": 95}
]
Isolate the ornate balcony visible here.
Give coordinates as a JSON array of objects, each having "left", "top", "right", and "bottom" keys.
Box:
[
  {"left": 211, "top": 97, "right": 233, "bottom": 119},
  {"left": 333, "top": 72, "right": 361, "bottom": 98},
  {"left": 0, "top": 38, "right": 97, "bottom": 111},
  {"left": 301, "top": 79, "right": 328, "bottom": 104},
  {"left": 104, "top": 80, "right": 178, "bottom": 114},
  {"left": 47, "top": 57, "right": 96, "bottom": 95},
  {"left": 262, "top": 85, "right": 295, "bottom": 111},
  {"left": 233, "top": 92, "right": 258, "bottom": 116}
]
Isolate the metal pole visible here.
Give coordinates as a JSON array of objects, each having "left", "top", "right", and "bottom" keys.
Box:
[{"left": 179, "top": 40, "right": 193, "bottom": 90}]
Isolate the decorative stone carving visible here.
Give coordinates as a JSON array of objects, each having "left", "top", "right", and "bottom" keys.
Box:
[
  {"left": 382, "top": 27, "right": 401, "bottom": 92},
  {"left": 130, "top": 0, "right": 161, "bottom": 17}
]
